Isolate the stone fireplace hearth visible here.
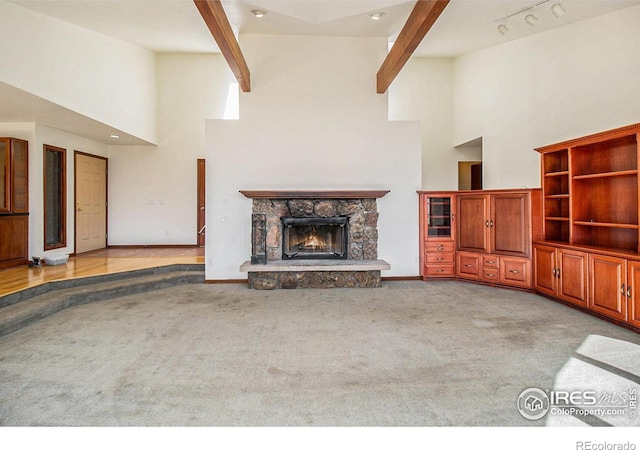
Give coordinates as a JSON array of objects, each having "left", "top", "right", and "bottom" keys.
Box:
[{"left": 239, "top": 190, "right": 391, "bottom": 289}]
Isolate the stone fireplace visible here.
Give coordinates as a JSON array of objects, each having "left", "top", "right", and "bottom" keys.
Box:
[
  {"left": 282, "top": 216, "right": 348, "bottom": 260},
  {"left": 239, "top": 190, "right": 391, "bottom": 289}
]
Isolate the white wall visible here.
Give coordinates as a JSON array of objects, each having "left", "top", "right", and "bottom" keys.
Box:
[
  {"left": 389, "top": 58, "right": 482, "bottom": 190},
  {"left": 107, "top": 53, "right": 236, "bottom": 245},
  {"left": 0, "top": 2, "right": 157, "bottom": 144},
  {"left": 205, "top": 35, "right": 422, "bottom": 280},
  {"left": 453, "top": 4, "right": 640, "bottom": 190}
]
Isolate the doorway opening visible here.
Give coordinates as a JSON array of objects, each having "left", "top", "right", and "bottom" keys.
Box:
[
  {"left": 74, "top": 152, "right": 107, "bottom": 254},
  {"left": 197, "top": 159, "right": 205, "bottom": 247},
  {"left": 458, "top": 161, "right": 483, "bottom": 190}
]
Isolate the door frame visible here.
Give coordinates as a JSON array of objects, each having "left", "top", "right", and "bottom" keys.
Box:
[
  {"left": 197, "top": 158, "right": 205, "bottom": 247},
  {"left": 74, "top": 151, "right": 108, "bottom": 255}
]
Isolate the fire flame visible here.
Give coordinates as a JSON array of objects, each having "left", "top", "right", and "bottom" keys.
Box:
[{"left": 299, "top": 228, "right": 327, "bottom": 250}]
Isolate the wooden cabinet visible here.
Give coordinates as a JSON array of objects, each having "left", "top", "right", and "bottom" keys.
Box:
[
  {"left": 457, "top": 191, "right": 532, "bottom": 257},
  {"left": 455, "top": 189, "right": 538, "bottom": 288},
  {"left": 419, "top": 189, "right": 539, "bottom": 289},
  {"left": 0, "top": 137, "right": 29, "bottom": 269},
  {"left": 589, "top": 254, "right": 628, "bottom": 322},
  {"left": 627, "top": 261, "right": 640, "bottom": 328},
  {"left": 457, "top": 251, "right": 531, "bottom": 288},
  {"left": 419, "top": 192, "right": 455, "bottom": 279},
  {"left": 534, "top": 123, "right": 640, "bottom": 330},
  {"left": 533, "top": 244, "right": 588, "bottom": 307}
]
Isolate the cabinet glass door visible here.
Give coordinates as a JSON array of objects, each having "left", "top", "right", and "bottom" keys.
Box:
[{"left": 427, "top": 197, "right": 452, "bottom": 237}]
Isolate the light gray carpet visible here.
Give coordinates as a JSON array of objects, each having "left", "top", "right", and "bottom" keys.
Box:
[{"left": 0, "top": 281, "right": 638, "bottom": 426}]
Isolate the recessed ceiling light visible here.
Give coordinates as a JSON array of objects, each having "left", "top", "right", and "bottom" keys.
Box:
[
  {"left": 370, "top": 12, "right": 385, "bottom": 20},
  {"left": 251, "top": 9, "right": 267, "bottom": 18},
  {"left": 110, "top": 134, "right": 120, "bottom": 139}
]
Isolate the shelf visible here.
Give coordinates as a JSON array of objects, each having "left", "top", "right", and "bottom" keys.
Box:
[
  {"left": 546, "top": 217, "right": 569, "bottom": 222},
  {"left": 572, "top": 170, "right": 638, "bottom": 180},
  {"left": 545, "top": 194, "right": 569, "bottom": 199},
  {"left": 545, "top": 171, "right": 569, "bottom": 177},
  {"left": 573, "top": 221, "right": 638, "bottom": 229}
]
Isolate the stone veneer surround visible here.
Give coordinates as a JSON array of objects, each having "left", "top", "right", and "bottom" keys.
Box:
[
  {"left": 240, "top": 191, "right": 390, "bottom": 289},
  {"left": 252, "top": 198, "right": 379, "bottom": 262}
]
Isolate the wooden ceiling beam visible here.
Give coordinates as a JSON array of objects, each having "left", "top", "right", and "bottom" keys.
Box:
[
  {"left": 376, "top": 0, "right": 450, "bottom": 94},
  {"left": 194, "top": 0, "right": 251, "bottom": 92}
]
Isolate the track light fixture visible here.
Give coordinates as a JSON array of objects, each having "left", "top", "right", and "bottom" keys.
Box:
[
  {"left": 551, "top": 2, "right": 565, "bottom": 17},
  {"left": 497, "top": 20, "right": 509, "bottom": 36},
  {"left": 496, "top": 0, "right": 566, "bottom": 35},
  {"left": 525, "top": 9, "right": 538, "bottom": 26}
]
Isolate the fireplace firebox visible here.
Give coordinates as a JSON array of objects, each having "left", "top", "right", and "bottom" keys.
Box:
[{"left": 282, "top": 217, "right": 348, "bottom": 260}]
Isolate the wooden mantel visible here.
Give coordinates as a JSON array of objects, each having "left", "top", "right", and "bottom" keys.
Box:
[{"left": 239, "top": 190, "right": 390, "bottom": 199}]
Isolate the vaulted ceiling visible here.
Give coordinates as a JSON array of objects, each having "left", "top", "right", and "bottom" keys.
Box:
[
  {"left": 2, "top": 0, "right": 640, "bottom": 144},
  {"left": 11, "top": 0, "right": 640, "bottom": 56}
]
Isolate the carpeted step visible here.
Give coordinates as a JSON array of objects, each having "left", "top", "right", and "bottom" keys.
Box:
[
  {"left": 0, "top": 269, "right": 205, "bottom": 337},
  {"left": 0, "top": 264, "right": 204, "bottom": 308}
]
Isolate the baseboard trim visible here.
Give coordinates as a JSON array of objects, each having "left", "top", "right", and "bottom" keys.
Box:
[
  {"left": 382, "top": 276, "right": 422, "bottom": 281},
  {"left": 204, "top": 279, "right": 248, "bottom": 284},
  {"left": 107, "top": 244, "right": 200, "bottom": 249}
]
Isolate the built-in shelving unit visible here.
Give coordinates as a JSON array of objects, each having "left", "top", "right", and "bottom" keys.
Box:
[
  {"left": 541, "top": 148, "right": 570, "bottom": 243},
  {"left": 534, "top": 123, "right": 640, "bottom": 331},
  {"left": 537, "top": 125, "right": 640, "bottom": 253}
]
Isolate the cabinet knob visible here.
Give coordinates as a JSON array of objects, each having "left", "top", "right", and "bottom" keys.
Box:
[
  {"left": 464, "top": 264, "right": 473, "bottom": 268},
  {"left": 437, "top": 257, "right": 444, "bottom": 261},
  {"left": 437, "top": 269, "right": 444, "bottom": 273},
  {"left": 486, "top": 273, "right": 496, "bottom": 277},
  {"left": 620, "top": 284, "right": 626, "bottom": 295},
  {"left": 509, "top": 270, "right": 519, "bottom": 274}
]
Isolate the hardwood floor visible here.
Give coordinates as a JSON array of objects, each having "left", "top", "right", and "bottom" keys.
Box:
[{"left": 0, "top": 247, "right": 205, "bottom": 297}]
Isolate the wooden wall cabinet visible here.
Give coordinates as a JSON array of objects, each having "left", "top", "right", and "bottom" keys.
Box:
[
  {"left": 419, "top": 189, "right": 539, "bottom": 290},
  {"left": 0, "top": 137, "right": 29, "bottom": 270},
  {"left": 457, "top": 191, "right": 532, "bottom": 257},
  {"left": 455, "top": 189, "right": 539, "bottom": 289},
  {"left": 418, "top": 192, "right": 455, "bottom": 279},
  {"left": 534, "top": 123, "right": 640, "bottom": 330}
]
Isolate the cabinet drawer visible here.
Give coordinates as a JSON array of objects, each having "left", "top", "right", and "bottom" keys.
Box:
[
  {"left": 425, "top": 252, "right": 455, "bottom": 264},
  {"left": 425, "top": 242, "right": 455, "bottom": 253},
  {"left": 457, "top": 252, "right": 481, "bottom": 279},
  {"left": 425, "top": 265, "right": 455, "bottom": 277},
  {"left": 500, "top": 258, "right": 531, "bottom": 288},
  {"left": 482, "top": 268, "right": 500, "bottom": 281},
  {"left": 482, "top": 255, "right": 499, "bottom": 268}
]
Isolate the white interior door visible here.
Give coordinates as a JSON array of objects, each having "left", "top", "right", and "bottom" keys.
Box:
[{"left": 75, "top": 152, "right": 107, "bottom": 254}]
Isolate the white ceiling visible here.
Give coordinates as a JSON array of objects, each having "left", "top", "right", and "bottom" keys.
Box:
[
  {"left": 9, "top": 0, "right": 640, "bottom": 57},
  {"left": 2, "top": 0, "right": 640, "bottom": 145}
]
